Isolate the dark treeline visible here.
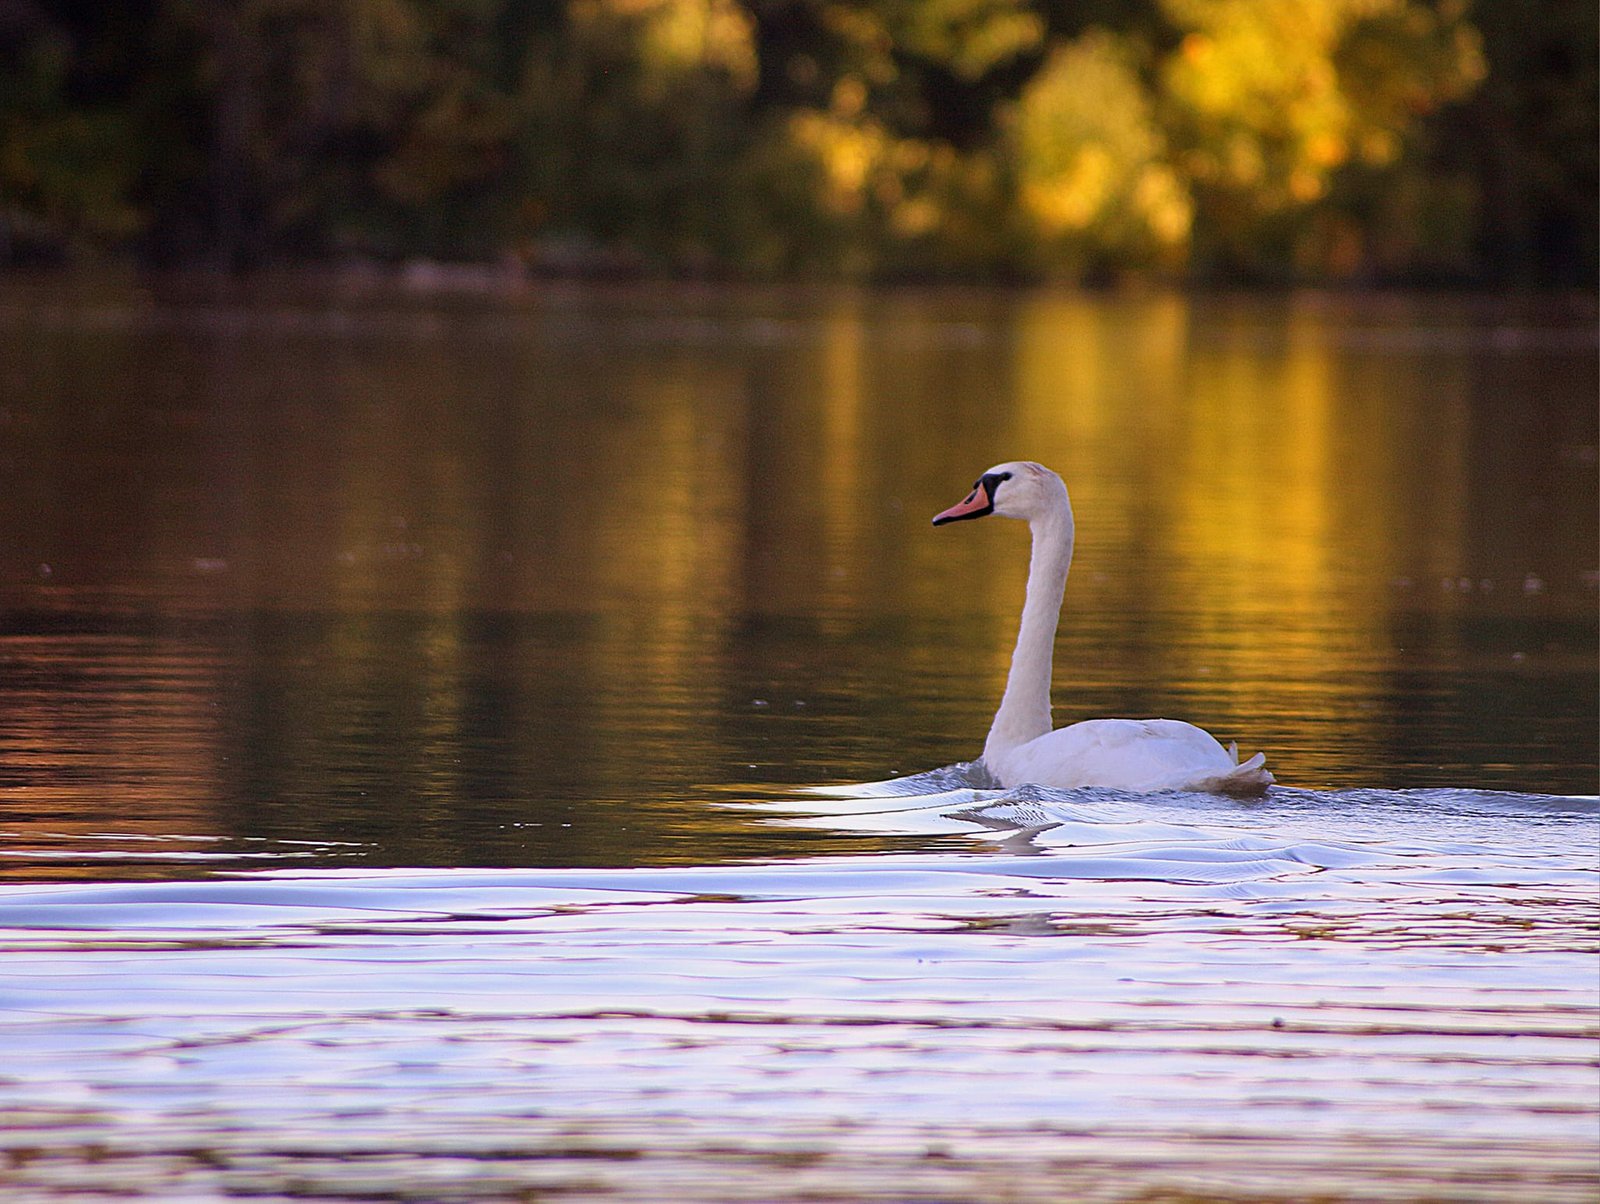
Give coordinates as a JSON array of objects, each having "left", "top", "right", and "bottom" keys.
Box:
[{"left": 1, "top": 0, "right": 1593, "bottom": 285}]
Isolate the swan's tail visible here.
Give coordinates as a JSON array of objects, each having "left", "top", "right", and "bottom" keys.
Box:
[{"left": 1195, "top": 751, "right": 1274, "bottom": 798}]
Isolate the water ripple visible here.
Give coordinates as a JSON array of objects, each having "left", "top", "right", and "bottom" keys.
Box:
[{"left": 0, "top": 777, "right": 1594, "bottom": 1201}]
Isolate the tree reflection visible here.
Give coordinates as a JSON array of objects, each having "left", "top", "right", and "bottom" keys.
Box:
[{"left": 0, "top": 284, "right": 1593, "bottom": 878}]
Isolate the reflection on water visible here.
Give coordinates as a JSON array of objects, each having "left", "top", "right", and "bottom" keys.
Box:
[
  {"left": 0, "top": 281, "right": 1593, "bottom": 875},
  {"left": 0, "top": 281, "right": 1596, "bottom": 1201}
]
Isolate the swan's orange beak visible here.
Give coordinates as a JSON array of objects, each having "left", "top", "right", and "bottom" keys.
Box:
[{"left": 932, "top": 481, "right": 995, "bottom": 526}]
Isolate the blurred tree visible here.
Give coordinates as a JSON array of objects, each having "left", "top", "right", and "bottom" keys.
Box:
[
  {"left": 745, "top": 0, "right": 1044, "bottom": 144},
  {"left": 1452, "top": 0, "right": 1597, "bottom": 285},
  {"left": 731, "top": 0, "right": 1047, "bottom": 276},
  {"left": 514, "top": 0, "right": 759, "bottom": 272},
  {"left": 1007, "top": 29, "right": 1191, "bottom": 279},
  {"left": 162, "top": 0, "right": 518, "bottom": 266},
  {"left": 0, "top": 2, "right": 145, "bottom": 261},
  {"left": 1157, "top": 0, "right": 1485, "bottom": 281},
  {"left": 0, "top": 0, "right": 1591, "bottom": 284}
]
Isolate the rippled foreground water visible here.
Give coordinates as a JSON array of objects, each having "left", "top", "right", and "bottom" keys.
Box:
[
  {"left": 0, "top": 281, "right": 1596, "bottom": 1200},
  {"left": 2, "top": 780, "right": 1597, "bottom": 1202}
]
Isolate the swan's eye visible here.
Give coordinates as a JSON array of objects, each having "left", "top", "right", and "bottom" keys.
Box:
[{"left": 979, "top": 470, "right": 1013, "bottom": 497}]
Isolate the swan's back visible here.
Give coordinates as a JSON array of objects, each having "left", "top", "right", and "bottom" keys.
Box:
[{"left": 990, "top": 718, "right": 1272, "bottom": 796}]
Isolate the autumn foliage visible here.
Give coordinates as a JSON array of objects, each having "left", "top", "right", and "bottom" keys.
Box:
[{"left": 0, "top": 0, "right": 1592, "bottom": 284}]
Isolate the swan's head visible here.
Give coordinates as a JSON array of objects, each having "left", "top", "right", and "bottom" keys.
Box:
[{"left": 932, "top": 461, "right": 1068, "bottom": 526}]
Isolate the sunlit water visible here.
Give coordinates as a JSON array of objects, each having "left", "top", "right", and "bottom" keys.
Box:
[{"left": 0, "top": 280, "right": 1595, "bottom": 1200}]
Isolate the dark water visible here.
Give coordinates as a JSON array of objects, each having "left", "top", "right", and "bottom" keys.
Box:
[{"left": 0, "top": 280, "right": 1595, "bottom": 1201}]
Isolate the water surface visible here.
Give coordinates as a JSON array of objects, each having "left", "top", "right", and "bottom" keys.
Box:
[{"left": 0, "top": 280, "right": 1595, "bottom": 1200}]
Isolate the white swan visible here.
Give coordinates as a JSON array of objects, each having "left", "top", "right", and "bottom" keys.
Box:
[{"left": 933, "top": 460, "right": 1273, "bottom": 796}]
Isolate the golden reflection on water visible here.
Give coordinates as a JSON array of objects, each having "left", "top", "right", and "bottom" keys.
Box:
[
  {"left": 815, "top": 299, "right": 870, "bottom": 630},
  {"left": 0, "top": 282, "right": 1594, "bottom": 872}
]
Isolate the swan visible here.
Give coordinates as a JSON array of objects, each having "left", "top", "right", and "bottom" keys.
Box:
[{"left": 933, "top": 461, "right": 1273, "bottom": 796}]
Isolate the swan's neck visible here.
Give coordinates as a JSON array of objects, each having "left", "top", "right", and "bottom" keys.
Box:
[{"left": 983, "top": 505, "right": 1073, "bottom": 763}]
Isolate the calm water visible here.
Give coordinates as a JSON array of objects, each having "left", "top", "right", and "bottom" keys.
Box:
[{"left": 0, "top": 279, "right": 1595, "bottom": 1201}]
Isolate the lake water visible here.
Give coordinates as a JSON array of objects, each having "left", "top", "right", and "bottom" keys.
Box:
[{"left": 0, "top": 278, "right": 1595, "bottom": 1201}]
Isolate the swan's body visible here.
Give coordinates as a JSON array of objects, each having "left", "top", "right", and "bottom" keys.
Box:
[
  {"left": 987, "top": 717, "right": 1268, "bottom": 796},
  {"left": 933, "top": 461, "right": 1272, "bottom": 796}
]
